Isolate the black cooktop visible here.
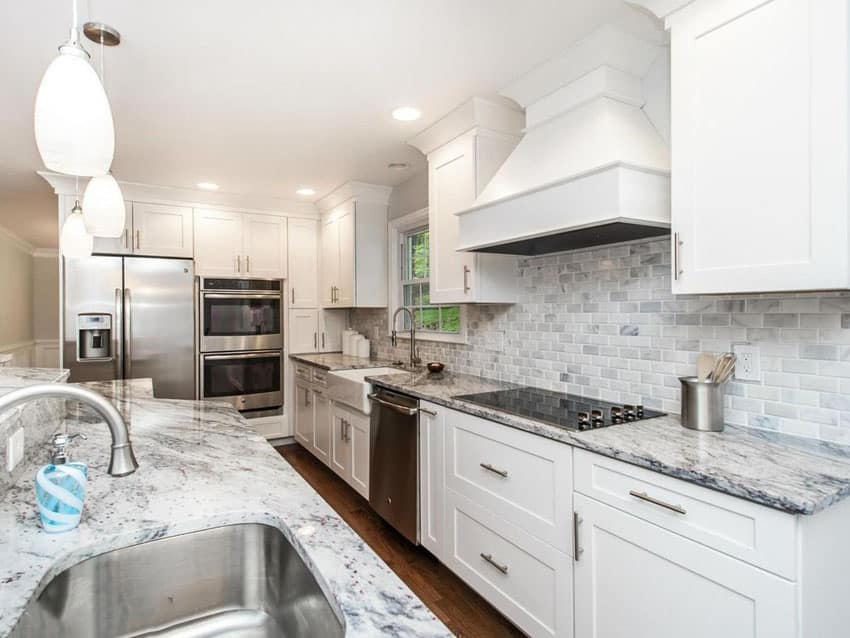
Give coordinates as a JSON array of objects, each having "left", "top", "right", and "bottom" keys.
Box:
[{"left": 453, "top": 387, "right": 665, "bottom": 431}]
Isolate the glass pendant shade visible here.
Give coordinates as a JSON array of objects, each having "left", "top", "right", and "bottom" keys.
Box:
[
  {"left": 61, "top": 208, "right": 93, "bottom": 258},
  {"left": 83, "top": 174, "right": 125, "bottom": 237},
  {"left": 34, "top": 42, "right": 115, "bottom": 177}
]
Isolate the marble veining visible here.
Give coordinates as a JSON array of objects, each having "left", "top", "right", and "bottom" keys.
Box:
[
  {"left": 366, "top": 370, "right": 850, "bottom": 515},
  {"left": 0, "top": 377, "right": 449, "bottom": 638},
  {"left": 290, "top": 352, "right": 401, "bottom": 371}
]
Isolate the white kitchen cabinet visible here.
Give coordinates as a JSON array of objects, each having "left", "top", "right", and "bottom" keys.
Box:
[
  {"left": 243, "top": 213, "right": 287, "bottom": 278},
  {"left": 318, "top": 309, "right": 345, "bottom": 352},
  {"left": 287, "top": 217, "right": 319, "bottom": 307},
  {"left": 419, "top": 400, "right": 445, "bottom": 560},
  {"left": 311, "top": 387, "right": 331, "bottom": 465},
  {"left": 666, "top": 0, "right": 850, "bottom": 293},
  {"left": 132, "top": 202, "right": 194, "bottom": 258},
  {"left": 320, "top": 199, "right": 387, "bottom": 308},
  {"left": 410, "top": 99, "right": 521, "bottom": 304},
  {"left": 289, "top": 309, "right": 319, "bottom": 353},
  {"left": 195, "top": 209, "right": 288, "bottom": 277},
  {"left": 573, "top": 493, "right": 795, "bottom": 638},
  {"left": 330, "top": 406, "right": 351, "bottom": 478},
  {"left": 293, "top": 379, "right": 313, "bottom": 448},
  {"left": 330, "top": 402, "right": 371, "bottom": 499},
  {"left": 91, "top": 200, "right": 133, "bottom": 255}
]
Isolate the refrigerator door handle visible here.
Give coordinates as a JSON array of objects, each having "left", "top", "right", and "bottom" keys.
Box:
[
  {"left": 124, "top": 288, "right": 132, "bottom": 378},
  {"left": 114, "top": 288, "right": 123, "bottom": 380}
]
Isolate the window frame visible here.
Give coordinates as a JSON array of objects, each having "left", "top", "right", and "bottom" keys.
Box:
[{"left": 387, "top": 208, "right": 467, "bottom": 344}]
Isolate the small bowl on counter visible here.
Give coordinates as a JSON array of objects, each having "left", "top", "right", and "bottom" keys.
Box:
[{"left": 426, "top": 362, "right": 445, "bottom": 375}]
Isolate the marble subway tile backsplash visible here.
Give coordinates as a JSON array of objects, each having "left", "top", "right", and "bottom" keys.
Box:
[{"left": 351, "top": 237, "right": 850, "bottom": 444}]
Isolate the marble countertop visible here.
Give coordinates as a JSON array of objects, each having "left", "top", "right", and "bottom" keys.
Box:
[
  {"left": 0, "top": 377, "right": 449, "bottom": 638},
  {"left": 366, "top": 369, "right": 850, "bottom": 516},
  {"left": 0, "top": 367, "right": 70, "bottom": 393},
  {"left": 290, "top": 352, "right": 400, "bottom": 371}
]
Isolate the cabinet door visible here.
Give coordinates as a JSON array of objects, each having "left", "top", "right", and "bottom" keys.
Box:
[
  {"left": 311, "top": 388, "right": 331, "bottom": 465},
  {"left": 335, "top": 208, "right": 356, "bottom": 306},
  {"left": 194, "top": 209, "right": 242, "bottom": 276},
  {"left": 92, "top": 201, "right": 133, "bottom": 255},
  {"left": 133, "top": 203, "right": 193, "bottom": 258},
  {"left": 330, "top": 405, "right": 351, "bottom": 478},
  {"left": 293, "top": 381, "right": 313, "bottom": 448},
  {"left": 319, "top": 309, "right": 345, "bottom": 353},
  {"left": 243, "top": 213, "right": 287, "bottom": 278},
  {"left": 573, "top": 494, "right": 796, "bottom": 638},
  {"left": 321, "top": 217, "right": 339, "bottom": 306},
  {"left": 419, "top": 401, "right": 445, "bottom": 560},
  {"left": 289, "top": 309, "right": 318, "bottom": 354},
  {"left": 428, "top": 136, "right": 477, "bottom": 303},
  {"left": 347, "top": 410, "right": 370, "bottom": 499},
  {"left": 670, "top": 0, "right": 848, "bottom": 293},
  {"left": 287, "top": 218, "right": 319, "bottom": 307}
]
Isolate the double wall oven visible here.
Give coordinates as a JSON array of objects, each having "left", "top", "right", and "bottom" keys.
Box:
[{"left": 198, "top": 278, "right": 283, "bottom": 418}]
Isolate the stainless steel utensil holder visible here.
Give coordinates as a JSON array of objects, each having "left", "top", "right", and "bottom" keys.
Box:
[{"left": 680, "top": 377, "right": 725, "bottom": 432}]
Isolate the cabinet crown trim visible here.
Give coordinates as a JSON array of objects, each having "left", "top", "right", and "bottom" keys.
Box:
[{"left": 316, "top": 181, "right": 393, "bottom": 212}]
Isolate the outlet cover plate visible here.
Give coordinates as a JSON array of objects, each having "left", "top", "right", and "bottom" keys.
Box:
[
  {"left": 6, "top": 427, "right": 24, "bottom": 472},
  {"left": 733, "top": 343, "right": 760, "bottom": 382}
]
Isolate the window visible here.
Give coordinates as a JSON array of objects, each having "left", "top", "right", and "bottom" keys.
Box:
[{"left": 400, "top": 226, "right": 462, "bottom": 335}]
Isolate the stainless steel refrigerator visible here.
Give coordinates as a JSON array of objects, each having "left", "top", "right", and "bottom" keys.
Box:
[{"left": 63, "top": 256, "right": 195, "bottom": 399}]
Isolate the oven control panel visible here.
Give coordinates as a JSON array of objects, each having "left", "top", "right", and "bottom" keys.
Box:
[{"left": 201, "top": 278, "right": 281, "bottom": 292}]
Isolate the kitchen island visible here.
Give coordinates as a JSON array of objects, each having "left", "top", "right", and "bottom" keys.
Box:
[{"left": 0, "top": 373, "right": 450, "bottom": 638}]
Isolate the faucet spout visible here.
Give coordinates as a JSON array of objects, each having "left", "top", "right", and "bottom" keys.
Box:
[
  {"left": 0, "top": 384, "right": 138, "bottom": 477},
  {"left": 391, "top": 306, "right": 421, "bottom": 369}
]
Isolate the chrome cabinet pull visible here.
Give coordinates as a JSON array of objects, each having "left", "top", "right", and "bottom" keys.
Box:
[
  {"left": 463, "top": 265, "right": 470, "bottom": 294},
  {"left": 573, "top": 511, "right": 583, "bottom": 561},
  {"left": 291, "top": 288, "right": 295, "bottom": 304},
  {"left": 135, "top": 229, "right": 140, "bottom": 249},
  {"left": 480, "top": 553, "right": 508, "bottom": 575},
  {"left": 629, "top": 489, "right": 687, "bottom": 515},
  {"left": 123, "top": 288, "right": 132, "bottom": 378},
  {"left": 673, "top": 232, "right": 683, "bottom": 281},
  {"left": 304, "top": 388, "right": 311, "bottom": 407},
  {"left": 321, "top": 332, "right": 325, "bottom": 349},
  {"left": 340, "top": 418, "right": 345, "bottom": 440},
  {"left": 480, "top": 462, "right": 508, "bottom": 478},
  {"left": 122, "top": 228, "right": 128, "bottom": 249},
  {"left": 114, "top": 288, "right": 122, "bottom": 379},
  {"left": 313, "top": 332, "right": 318, "bottom": 349},
  {"left": 418, "top": 407, "right": 437, "bottom": 417},
  {"left": 344, "top": 419, "right": 351, "bottom": 442},
  {"left": 246, "top": 255, "right": 250, "bottom": 273},
  {"left": 236, "top": 255, "right": 241, "bottom": 273}
]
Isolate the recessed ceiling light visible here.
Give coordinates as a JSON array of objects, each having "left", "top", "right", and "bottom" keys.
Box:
[
  {"left": 296, "top": 187, "right": 316, "bottom": 196},
  {"left": 388, "top": 162, "right": 410, "bottom": 170},
  {"left": 392, "top": 106, "right": 422, "bottom": 122},
  {"left": 197, "top": 182, "right": 219, "bottom": 191}
]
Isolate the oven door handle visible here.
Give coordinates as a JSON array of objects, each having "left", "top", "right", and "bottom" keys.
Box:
[
  {"left": 203, "top": 352, "right": 281, "bottom": 361},
  {"left": 368, "top": 393, "right": 418, "bottom": 416},
  {"left": 201, "top": 293, "right": 282, "bottom": 300}
]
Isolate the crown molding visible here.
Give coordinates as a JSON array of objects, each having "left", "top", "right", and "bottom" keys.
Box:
[
  {"left": 0, "top": 222, "right": 35, "bottom": 255},
  {"left": 627, "top": 0, "right": 696, "bottom": 20},
  {"left": 316, "top": 181, "right": 393, "bottom": 213},
  {"left": 32, "top": 248, "right": 59, "bottom": 258}
]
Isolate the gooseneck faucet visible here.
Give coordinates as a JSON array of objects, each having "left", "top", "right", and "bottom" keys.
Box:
[
  {"left": 0, "top": 384, "right": 138, "bottom": 477},
  {"left": 391, "top": 306, "right": 421, "bottom": 368}
]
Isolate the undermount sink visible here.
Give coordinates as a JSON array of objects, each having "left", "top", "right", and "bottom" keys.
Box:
[
  {"left": 327, "top": 367, "right": 408, "bottom": 414},
  {"left": 9, "top": 523, "right": 344, "bottom": 638}
]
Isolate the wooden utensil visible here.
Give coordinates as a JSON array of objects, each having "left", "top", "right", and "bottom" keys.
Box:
[
  {"left": 711, "top": 353, "right": 736, "bottom": 384},
  {"left": 696, "top": 353, "right": 716, "bottom": 383}
]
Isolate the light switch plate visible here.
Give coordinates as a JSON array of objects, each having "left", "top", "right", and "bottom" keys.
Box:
[
  {"left": 733, "top": 343, "right": 760, "bottom": 381},
  {"left": 6, "top": 428, "right": 24, "bottom": 472}
]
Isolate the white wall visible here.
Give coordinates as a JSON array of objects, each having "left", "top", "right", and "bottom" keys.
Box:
[
  {"left": 388, "top": 171, "right": 428, "bottom": 220},
  {"left": 32, "top": 253, "right": 59, "bottom": 341},
  {"left": 0, "top": 227, "right": 34, "bottom": 352}
]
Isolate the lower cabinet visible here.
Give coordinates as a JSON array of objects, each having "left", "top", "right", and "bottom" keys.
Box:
[
  {"left": 330, "top": 403, "right": 370, "bottom": 499},
  {"left": 311, "top": 387, "right": 331, "bottom": 465},
  {"left": 572, "top": 493, "right": 796, "bottom": 638},
  {"left": 419, "top": 400, "right": 445, "bottom": 560},
  {"left": 293, "top": 380, "right": 313, "bottom": 448}
]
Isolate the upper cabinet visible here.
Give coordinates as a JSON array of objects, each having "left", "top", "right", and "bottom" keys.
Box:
[
  {"left": 651, "top": 0, "right": 850, "bottom": 294},
  {"left": 287, "top": 217, "right": 319, "bottom": 307},
  {"left": 194, "top": 209, "right": 288, "bottom": 278},
  {"left": 92, "top": 200, "right": 133, "bottom": 255},
  {"left": 92, "top": 201, "right": 192, "bottom": 258},
  {"left": 317, "top": 182, "right": 391, "bottom": 308},
  {"left": 410, "top": 98, "right": 522, "bottom": 304}
]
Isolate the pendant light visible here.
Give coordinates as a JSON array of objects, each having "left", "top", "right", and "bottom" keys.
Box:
[
  {"left": 82, "top": 173, "right": 125, "bottom": 237},
  {"left": 34, "top": 0, "right": 115, "bottom": 176},
  {"left": 61, "top": 200, "right": 93, "bottom": 258}
]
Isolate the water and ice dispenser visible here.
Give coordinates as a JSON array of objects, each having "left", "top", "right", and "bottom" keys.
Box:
[{"left": 77, "top": 314, "right": 112, "bottom": 361}]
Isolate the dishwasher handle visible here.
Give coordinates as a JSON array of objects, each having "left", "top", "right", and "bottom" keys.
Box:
[{"left": 368, "top": 393, "right": 418, "bottom": 416}]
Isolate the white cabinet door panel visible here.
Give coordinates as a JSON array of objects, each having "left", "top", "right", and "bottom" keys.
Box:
[
  {"left": 330, "top": 406, "right": 350, "bottom": 478},
  {"left": 419, "top": 401, "right": 445, "bottom": 560},
  {"left": 348, "top": 410, "right": 370, "bottom": 499},
  {"left": 336, "top": 209, "right": 356, "bottom": 306},
  {"left": 92, "top": 201, "right": 133, "bottom": 255},
  {"left": 133, "top": 203, "right": 193, "bottom": 258},
  {"left": 321, "top": 216, "right": 339, "bottom": 307},
  {"left": 194, "top": 209, "right": 242, "bottom": 276},
  {"left": 311, "top": 388, "right": 331, "bottom": 465},
  {"left": 289, "top": 309, "right": 318, "bottom": 354},
  {"left": 287, "top": 218, "right": 319, "bottom": 307},
  {"left": 293, "top": 381, "right": 313, "bottom": 448},
  {"left": 244, "top": 213, "right": 287, "bottom": 278}
]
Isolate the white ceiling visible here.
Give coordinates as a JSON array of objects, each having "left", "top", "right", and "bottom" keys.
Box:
[{"left": 1, "top": 0, "right": 657, "bottom": 247}]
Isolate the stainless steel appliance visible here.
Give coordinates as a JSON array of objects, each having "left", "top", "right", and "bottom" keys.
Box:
[
  {"left": 369, "top": 388, "right": 421, "bottom": 544},
  {"left": 199, "top": 278, "right": 282, "bottom": 353},
  {"left": 200, "top": 350, "right": 283, "bottom": 417},
  {"left": 63, "top": 256, "right": 195, "bottom": 399}
]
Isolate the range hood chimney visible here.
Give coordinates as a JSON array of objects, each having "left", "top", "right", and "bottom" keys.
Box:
[{"left": 456, "top": 24, "right": 671, "bottom": 255}]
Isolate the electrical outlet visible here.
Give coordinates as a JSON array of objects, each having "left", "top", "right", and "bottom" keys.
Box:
[
  {"left": 5, "top": 428, "right": 24, "bottom": 472},
  {"left": 733, "top": 343, "right": 760, "bottom": 381}
]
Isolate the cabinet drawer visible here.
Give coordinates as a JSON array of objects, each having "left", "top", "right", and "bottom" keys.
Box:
[
  {"left": 445, "top": 489, "right": 572, "bottom": 638},
  {"left": 573, "top": 449, "right": 796, "bottom": 579},
  {"left": 293, "top": 363, "right": 312, "bottom": 382},
  {"left": 311, "top": 368, "right": 328, "bottom": 386},
  {"left": 445, "top": 409, "right": 573, "bottom": 553}
]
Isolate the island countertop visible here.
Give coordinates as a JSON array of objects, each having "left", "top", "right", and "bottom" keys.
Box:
[
  {"left": 0, "top": 377, "right": 450, "bottom": 638},
  {"left": 365, "top": 369, "right": 850, "bottom": 516}
]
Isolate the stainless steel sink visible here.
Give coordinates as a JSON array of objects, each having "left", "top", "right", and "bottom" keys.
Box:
[{"left": 9, "top": 523, "right": 344, "bottom": 638}]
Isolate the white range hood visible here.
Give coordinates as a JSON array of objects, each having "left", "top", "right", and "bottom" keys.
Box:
[{"left": 456, "top": 24, "right": 672, "bottom": 255}]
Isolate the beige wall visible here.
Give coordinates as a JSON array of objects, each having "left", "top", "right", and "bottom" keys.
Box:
[
  {"left": 32, "top": 254, "right": 59, "bottom": 340},
  {"left": 388, "top": 171, "right": 428, "bottom": 220},
  {"left": 0, "top": 229, "right": 34, "bottom": 348}
]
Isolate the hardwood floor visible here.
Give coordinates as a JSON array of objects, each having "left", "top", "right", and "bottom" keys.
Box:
[{"left": 277, "top": 443, "right": 525, "bottom": 638}]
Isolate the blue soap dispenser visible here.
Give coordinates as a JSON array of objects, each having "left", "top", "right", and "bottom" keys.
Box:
[{"left": 35, "top": 433, "right": 88, "bottom": 533}]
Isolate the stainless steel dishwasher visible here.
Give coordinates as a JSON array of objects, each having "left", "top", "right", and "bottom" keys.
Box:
[{"left": 369, "top": 387, "right": 420, "bottom": 544}]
